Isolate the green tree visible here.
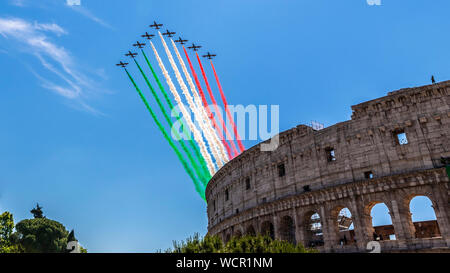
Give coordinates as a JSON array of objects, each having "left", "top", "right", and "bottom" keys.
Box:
[
  {"left": 167, "top": 233, "right": 317, "bottom": 253},
  {"left": 170, "top": 233, "right": 224, "bottom": 253},
  {"left": 15, "top": 218, "right": 69, "bottom": 253},
  {"left": 1, "top": 206, "right": 87, "bottom": 253},
  {"left": 0, "top": 212, "right": 22, "bottom": 253},
  {"left": 0, "top": 212, "right": 14, "bottom": 242}
]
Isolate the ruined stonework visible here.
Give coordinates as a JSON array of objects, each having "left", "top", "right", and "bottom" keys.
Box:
[{"left": 205, "top": 81, "right": 450, "bottom": 253}]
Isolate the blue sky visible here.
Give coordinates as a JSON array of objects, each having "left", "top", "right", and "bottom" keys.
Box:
[{"left": 0, "top": 0, "right": 446, "bottom": 252}]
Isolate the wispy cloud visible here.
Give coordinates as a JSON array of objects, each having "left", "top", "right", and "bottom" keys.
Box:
[
  {"left": 9, "top": 0, "right": 26, "bottom": 7},
  {"left": 67, "top": 5, "right": 113, "bottom": 30},
  {"left": 0, "top": 17, "right": 104, "bottom": 115},
  {"left": 8, "top": 0, "right": 113, "bottom": 30},
  {"left": 33, "top": 22, "right": 68, "bottom": 36}
]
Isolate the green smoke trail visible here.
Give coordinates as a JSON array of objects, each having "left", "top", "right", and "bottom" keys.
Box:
[
  {"left": 133, "top": 58, "right": 208, "bottom": 184},
  {"left": 141, "top": 49, "right": 211, "bottom": 181},
  {"left": 124, "top": 68, "right": 206, "bottom": 201}
]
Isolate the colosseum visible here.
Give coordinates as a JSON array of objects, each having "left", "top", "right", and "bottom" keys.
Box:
[{"left": 205, "top": 80, "right": 450, "bottom": 253}]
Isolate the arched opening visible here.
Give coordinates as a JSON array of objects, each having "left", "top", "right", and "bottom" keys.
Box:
[
  {"left": 246, "top": 225, "right": 256, "bottom": 236},
  {"left": 409, "top": 196, "right": 441, "bottom": 238},
  {"left": 234, "top": 229, "right": 243, "bottom": 238},
  {"left": 260, "top": 221, "right": 275, "bottom": 239},
  {"left": 279, "top": 216, "right": 296, "bottom": 245},
  {"left": 369, "top": 203, "right": 396, "bottom": 241},
  {"left": 225, "top": 233, "right": 231, "bottom": 243},
  {"left": 305, "top": 212, "right": 323, "bottom": 247},
  {"left": 335, "top": 207, "right": 355, "bottom": 246}
]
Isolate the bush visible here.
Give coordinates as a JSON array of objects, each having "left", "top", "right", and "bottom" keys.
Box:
[{"left": 167, "top": 233, "right": 317, "bottom": 253}]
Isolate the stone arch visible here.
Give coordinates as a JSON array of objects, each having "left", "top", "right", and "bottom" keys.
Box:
[
  {"left": 279, "top": 215, "right": 296, "bottom": 244},
  {"left": 303, "top": 210, "right": 324, "bottom": 247},
  {"left": 330, "top": 206, "right": 355, "bottom": 246},
  {"left": 234, "top": 229, "right": 243, "bottom": 238},
  {"left": 407, "top": 195, "right": 441, "bottom": 239},
  {"left": 246, "top": 225, "right": 256, "bottom": 236},
  {"left": 260, "top": 221, "right": 275, "bottom": 239},
  {"left": 364, "top": 201, "right": 396, "bottom": 241},
  {"left": 395, "top": 187, "right": 441, "bottom": 240}
]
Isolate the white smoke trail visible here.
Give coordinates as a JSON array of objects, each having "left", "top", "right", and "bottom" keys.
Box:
[
  {"left": 169, "top": 39, "right": 229, "bottom": 166},
  {"left": 150, "top": 41, "right": 216, "bottom": 175},
  {"left": 157, "top": 32, "right": 224, "bottom": 168}
]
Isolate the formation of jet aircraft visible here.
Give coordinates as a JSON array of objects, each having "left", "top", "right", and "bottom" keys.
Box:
[{"left": 118, "top": 21, "right": 220, "bottom": 68}]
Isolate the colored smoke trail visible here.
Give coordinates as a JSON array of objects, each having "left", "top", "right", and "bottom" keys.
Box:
[
  {"left": 169, "top": 39, "right": 229, "bottom": 166},
  {"left": 158, "top": 32, "right": 224, "bottom": 171},
  {"left": 141, "top": 49, "right": 211, "bottom": 180},
  {"left": 150, "top": 41, "right": 216, "bottom": 176},
  {"left": 211, "top": 61, "right": 246, "bottom": 153},
  {"left": 196, "top": 53, "right": 239, "bottom": 158},
  {"left": 124, "top": 68, "right": 205, "bottom": 200},
  {"left": 183, "top": 46, "right": 233, "bottom": 160},
  {"left": 133, "top": 58, "right": 209, "bottom": 184}
]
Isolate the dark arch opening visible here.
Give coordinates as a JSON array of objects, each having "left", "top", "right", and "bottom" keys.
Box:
[
  {"left": 234, "top": 229, "right": 243, "bottom": 238},
  {"left": 279, "top": 216, "right": 296, "bottom": 245},
  {"left": 246, "top": 225, "right": 256, "bottom": 236},
  {"left": 260, "top": 221, "right": 275, "bottom": 240},
  {"left": 225, "top": 233, "right": 231, "bottom": 243}
]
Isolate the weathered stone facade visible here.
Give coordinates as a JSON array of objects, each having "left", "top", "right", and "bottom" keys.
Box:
[{"left": 205, "top": 81, "right": 450, "bottom": 253}]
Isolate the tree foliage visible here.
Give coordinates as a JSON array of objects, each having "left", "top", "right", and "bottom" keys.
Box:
[
  {"left": 0, "top": 205, "right": 87, "bottom": 253},
  {"left": 15, "top": 218, "right": 69, "bottom": 253},
  {"left": 0, "top": 212, "right": 14, "bottom": 242},
  {"left": 167, "top": 233, "right": 317, "bottom": 253},
  {"left": 0, "top": 212, "right": 22, "bottom": 253}
]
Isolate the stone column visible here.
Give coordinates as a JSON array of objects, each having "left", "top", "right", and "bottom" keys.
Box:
[
  {"left": 320, "top": 206, "right": 335, "bottom": 252},
  {"left": 293, "top": 207, "right": 306, "bottom": 247},
  {"left": 389, "top": 199, "right": 413, "bottom": 249},
  {"left": 431, "top": 182, "right": 450, "bottom": 247},
  {"left": 350, "top": 197, "right": 371, "bottom": 251},
  {"left": 256, "top": 216, "right": 261, "bottom": 235},
  {"left": 272, "top": 214, "right": 279, "bottom": 240}
]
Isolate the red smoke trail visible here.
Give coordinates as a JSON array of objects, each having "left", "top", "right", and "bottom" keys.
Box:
[
  {"left": 196, "top": 52, "right": 239, "bottom": 158},
  {"left": 210, "top": 61, "right": 245, "bottom": 153},
  {"left": 183, "top": 46, "right": 233, "bottom": 159}
]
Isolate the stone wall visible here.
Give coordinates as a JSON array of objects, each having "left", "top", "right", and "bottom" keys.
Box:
[{"left": 205, "top": 81, "right": 450, "bottom": 253}]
